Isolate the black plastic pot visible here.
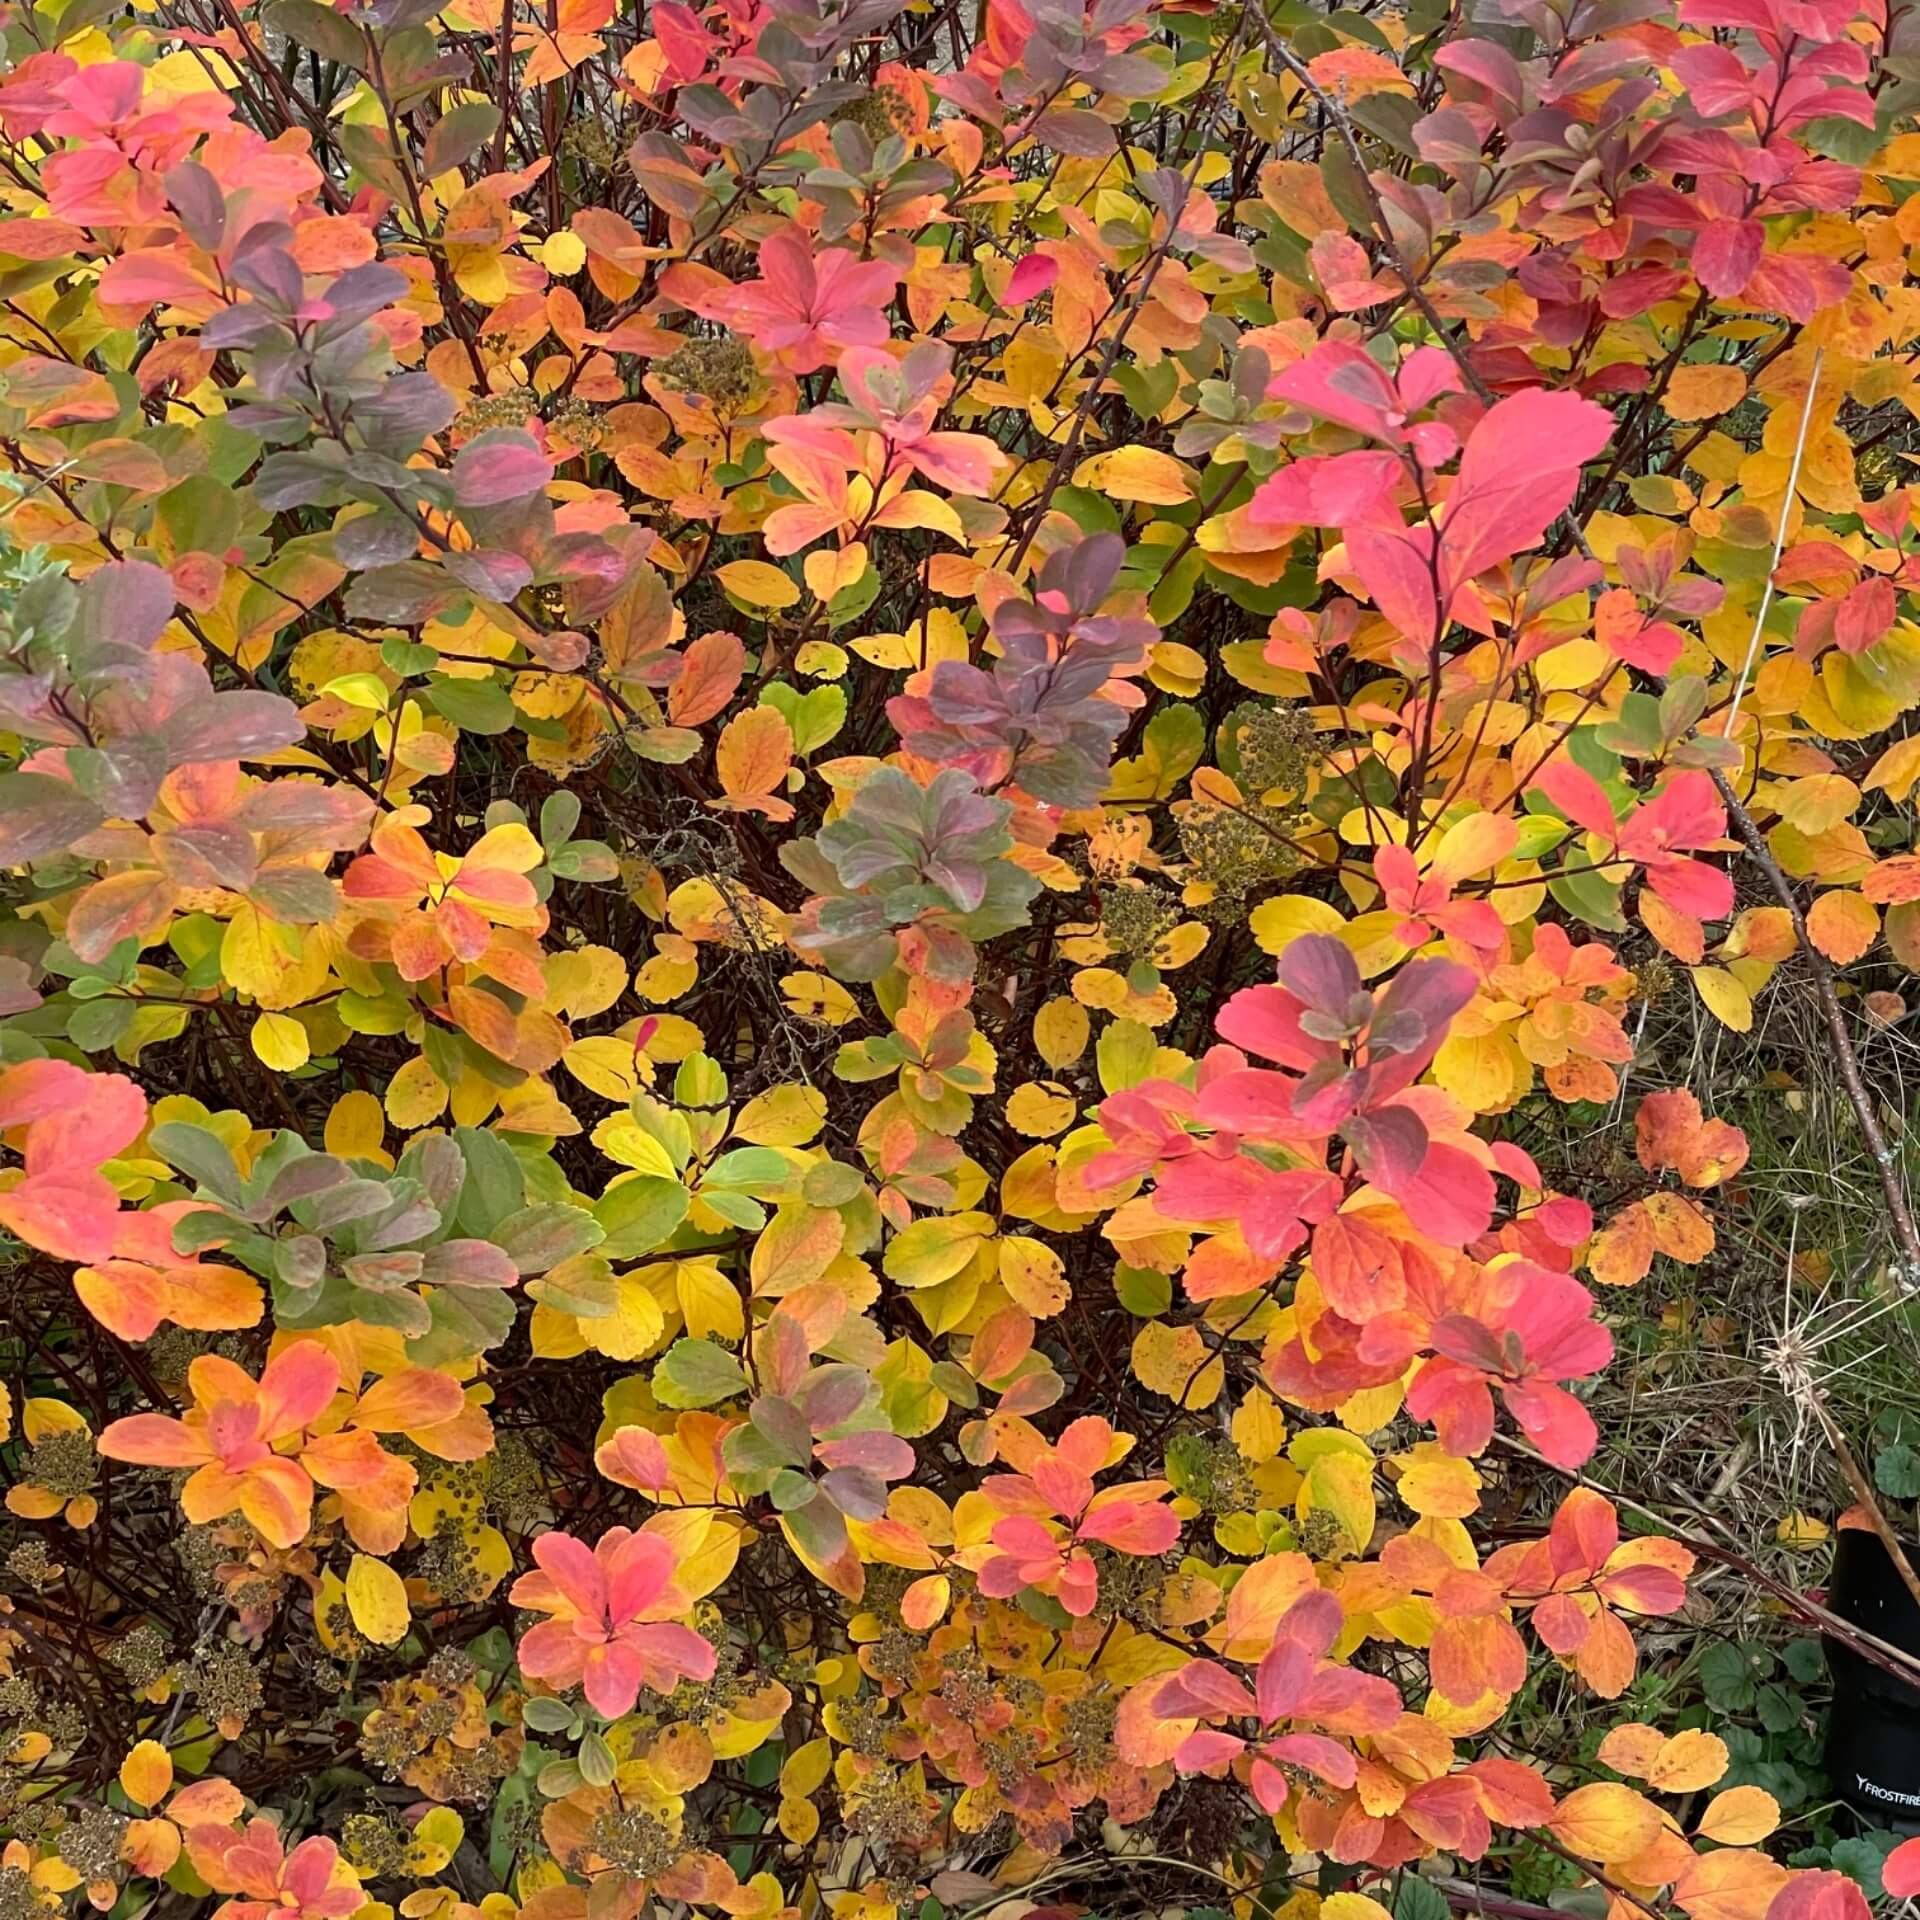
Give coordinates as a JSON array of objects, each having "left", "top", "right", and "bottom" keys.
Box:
[{"left": 1825, "top": 1529, "right": 1920, "bottom": 1829}]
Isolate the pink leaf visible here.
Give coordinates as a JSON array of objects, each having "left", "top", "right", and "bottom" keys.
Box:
[
  {"left": 1004, "top": 253, "right": 1059, "bottom": 305},
  {"left": 1693, "top": 217, "right": 1766, "bottom": 298}
]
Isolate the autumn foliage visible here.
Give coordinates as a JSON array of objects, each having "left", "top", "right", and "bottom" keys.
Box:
[{"left": 0, "top": 0, "right": 1917, "bottom": 1918}]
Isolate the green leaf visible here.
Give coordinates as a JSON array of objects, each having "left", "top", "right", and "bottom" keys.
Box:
[
  {"left": 1114, "top": 1264, "right": 1172, "bottom": 1316},
  {"left": 423, "top": 100, "right": 501, "bottom": 177},
  {"left": 263, "top": 0, "right": 365, "bottom": 66},
  {"left": 452, "top": 1127, "right": 526, "bottom": 1236},
  {"left": 1096, "top": 1017, "right": 1158, "bottom": 1094},
  {"left": 492, "top": 1202, "right": 604, "bottom": 1275},
  {"left": 1699, "top": 1640, "right": 1768, "bottom": 1712},
  {"left": 428, "top": 676, "right": 517, "bottom": 735},
  {"left": 1876, "top": 1441, "right": 1920, "bottom": 1499},
  {"left": 520, "top": 1696, "right": 575, "bottom": 1734},
  {"left": 577, "top": 1728, "right": 616, "bottom": 1784},
  {"left": 337, "top": 122, "right": 411, "bottom": 202},
  {"left": 1108, "top": 702, "right": 1205, "bottom": 803},
  {"left": 1547, "top": 861, "right": 1626, "bottom": 934},
  {"left": 594, "top": 1176, "right": 691, "bottom": 1260},
  {"left": 1393, "top": 1877, "right": 1452, "bottom": 1920},
  {"left": 407, "top": 1285, "right": 517, "bottom": 1364},
  {"left": 701, "top": 1146, "right": 791, "bottom": 1192},
  {"left": 761, "top": 682, "right": 846, "bottom": 756},
  {"left": 654, "top": 1336, "right": 749, "bottom": 1408},
  {"left": 1782, "top": 1638, "right": 1826, "bottom": 1685},
  {"left": 149, "top": 1122, "right": 246, "bottom": 1205}
]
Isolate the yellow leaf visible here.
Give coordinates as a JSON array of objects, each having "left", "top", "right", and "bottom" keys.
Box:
[
  {"left": 795, "top": 641, "right": 849, "bottom": 678},
  {"left": 1673, "top": 1850, "right": 1789, "bottom": 1920},
  {"left": 118, "top": 1738, "right": 173, "bottom": 1811},
  {"left": 777, "top": 1797, "right": 819, "bottom": 1844},
  {"left": 676, "top": 1261, "right": 745, "bottom": 1344},
  {"left": 385, "top": 1054, "right": 450, "bottom": 1130},
  {"left": 999, "top": 1234, "right": 1069, "bottom": 1316},
  {"left": 1776, "top": 1511, "right": 1828, "bottom": 1548},
  {"left": 1148, "top": 641, "right": 1207, "bottom": 696},
  {"left": 1249, "top": 893, "right": 1347, "bottom": 956},
  {"left": 1646, "top": 1729, "right": 1729, "bottom": 1791},
  {"left": 733, "top": 1084, "right": 827, "bottom": 1146},
  {"left": 1293, "top": 1430, "right": 1376, "bottom": 1552},
  {"left": 1131, "top": 1320, "right": 1222, "bottom": 1408},
  {"left": 345, "top": 1552, "right": 411, "bottom": 1646},
  {"left": 1596, "top": 1723, "right": 1665, "bottom": 1779},
  {"left": 780, "top": 971, "right": 859, "bottom": 1024},
  {"left": 325, "top": 1089, "right": 387, "bottom": 1161},
  {"left": 885, "top": 1212, "right": 995, "bottom": 1288},
  {"left": 647, "top": 1509, "right": 741, "bottom": 1602},
  {"left": 1774, "top": 773, "right": 1859, "bottom": 833},
  {"left": 780, "top": 1737, "right": 833, "bottom": 1799},
  {"left": 1005, "top": 1080, "right": 1076, "bottom": 1138},
  {"left": 565, "top": 1034, "right": 650, "bottom": 1103},
  {"left": 1033, "top": 996, "right": 1090, "bottom": 1069},
  {"left": 1866, "top": 734, "right": 1920, "bottom": 801},
  {"left": 900, "top": 1572, "right": 951, "bottom": 1628},
  {"left": 1231, "top": 1387, "right": 1286, "bottom": 1462},
  {"left": 1690, "top": 965, "right": 1753, "bottom": 1032},
  {"left": 1644, "top": 1190, "right": 1715, "bottom": 1262},
  {"left": 803, "top": 543, "right": 868, "bottom": 602},
  {"left": 1663, "top": 364, "right": 1749, "bottom": 421},
  {"left": 222, "top": 904, "right": 324, "bottom": 1004},
  {"left": 465, "top": 822, "right": 544, "bottom": 873},
  {"left": 750, "top": 1205, "right": 846, "bottom": 1296},
  {"left": 716, "top": 559, "right": 800, "bottom": 610},
  {"left": 1697, "top": 1786, "right": 1780, "bottom": 1845},
  {"left": 1072, "top": 445, "right": 1194, "bottom": 504},
  {"left": 539, "top": 230, "right": 587, "bottom": 275},
  {"left": 1432, "top": 1028, "right": 1526, "bottom": 1115},
  {"left": 544, "top": 945, "right": 628, "bottom": 1018},
  {"left": 405, "top": 1806, "right": 464, "bottom": 1876},
  {"left": 1393, "top": 1443, "right": 1482, "bottom": 1519},
  {"left": 583, "top": 1275, "right": 668, "bottom": 1360},
  {"left": 251, "top": 1011, "right": 310, "bottom": 1072}
]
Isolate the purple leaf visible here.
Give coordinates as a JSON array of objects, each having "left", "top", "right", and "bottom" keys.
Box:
[
  {"left": 74, "top": 559, "right": 175, "bottom": 654},
  {"left": 1275, "top": 934, "right": 1363, "bottom": 1019},
  {"left": 419, "top": 1239, "right": 520, "bottom": 1288},
  {"left": 167, "top": 690, "right": 305, "bottom": 765},
  {"left": 451, "top": 431, "right": 554, "bottom": 508},
  {"left": 0, "top": 771, "right": 105, "bottom": 863},
  {"left": 1342, "top": 1104, "right": 1430, "bottom": 1190},
  {"left": 444, "top": 546, "right": 535, "bottom": 600}
]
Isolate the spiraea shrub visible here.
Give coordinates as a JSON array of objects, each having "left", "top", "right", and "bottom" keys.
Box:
[{"left": 5, "top": 2, "right": 1920, "bottom": 1920}]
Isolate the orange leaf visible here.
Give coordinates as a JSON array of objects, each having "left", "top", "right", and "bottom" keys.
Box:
[
  {"left": 1697, "top": 1786, "right": 1780, "bottom": 1845},
  {"left": 1595, "top": 1722, "right": 1665, "bottom": 1780},
  {"left": 710, "top": 706, "right": 796, "bottom": 821},
  {"left": 1672, "top": 1850, "right": 1789, "bottom": 1920},
  {"left": 1646, "top": 1728, "right": 1729, "bottom": 1791},
  {"left": 669, "top": 630, "right": 747, "bottom": 727},
  {"left": 1588, "top": 1202, "right": 1655, "bottom": 1287},
  {"left": 118, "top": 1738, "right": 173, "bottom": 1810},
  {"left": 900, "top": 1573, "right": 951, "bottom": 1629},
  {"left": 1548, "top": 1781, "right": 1663, "bottom": 1863},
  {"left": 1806, "top": 889, "right": 1878, "bottom": 964},
  {"left": 1643, "top": 1191, "right": 1714, "bottom": 1263}
]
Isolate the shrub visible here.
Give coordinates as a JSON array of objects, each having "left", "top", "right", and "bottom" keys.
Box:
[{"left": 0, "top": 4, "right": 1916, "bottom": 1920}]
